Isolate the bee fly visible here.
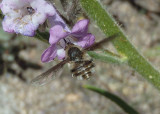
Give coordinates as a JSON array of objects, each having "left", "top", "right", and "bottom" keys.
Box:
[
  {"left": 65, "top": 43, "right": 95, "bottom": 80},
  {"left": 31, "top": 34, "right": 118, "bottom": 86}
]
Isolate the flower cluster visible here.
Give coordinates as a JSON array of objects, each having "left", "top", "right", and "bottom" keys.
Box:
[
  {"left": 41, "top": 19, "right": 95, "bottom": 62},
  {"left": 0, "top": 0, "right": 55, "bottom": 36},
  {"left": 0, "top": 0, "right": 95, "bottom": 62}
]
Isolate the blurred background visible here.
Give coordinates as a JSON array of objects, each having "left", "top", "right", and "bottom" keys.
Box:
[{"left": 0, "top": 0, "right": 160, "bottom": 114}]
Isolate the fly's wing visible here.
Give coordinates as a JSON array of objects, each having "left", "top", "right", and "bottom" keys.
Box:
[
  {"left": 31, "top": 59, "right": 69, "bottom": 86},
  {"left": 84, "top": 33, "right": 119, "bottom": 51}
]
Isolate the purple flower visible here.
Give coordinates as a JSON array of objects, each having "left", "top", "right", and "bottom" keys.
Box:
[
  {"left": 47, "top": 12, "right": 71, "bottom": 33},
  {"left": 0, "top": 0, "right": 56, "bottom": 36},
  {"left": 41, "top": 19, "right": 95, "bottom": 63}
]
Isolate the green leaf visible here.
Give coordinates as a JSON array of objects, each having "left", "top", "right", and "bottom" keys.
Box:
[
  {"left": 0, "top": 10, "right": 3, "bottom": 19},
  {"left": 84, "top": 85, "right": 139, "bottom": 114},
  {"left": 87, "top": 50, "right": 128, "bottom": 64},
  {"left": 80, "top": 0, "right": 160, "bottom": 90},
  {"left": 34, "top": 30, "right": 49, "bottom": 44}
]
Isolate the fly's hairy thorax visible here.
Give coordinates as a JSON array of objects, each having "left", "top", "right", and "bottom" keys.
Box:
[{"left": 66, "top": 45, "right": 95, "bottom": 80}]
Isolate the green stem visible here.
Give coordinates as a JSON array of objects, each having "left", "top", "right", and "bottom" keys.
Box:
[{"left": 80, "top": 0, "right": 160, "bottom": 90}]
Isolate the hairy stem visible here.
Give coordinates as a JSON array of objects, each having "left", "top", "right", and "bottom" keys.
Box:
[{"left": 80, "top": 0, "right": 160, "bottom": 90}]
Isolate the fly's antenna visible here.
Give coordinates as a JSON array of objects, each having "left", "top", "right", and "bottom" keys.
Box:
[
  {"left": 64, "top": 37, "right": 73, "bottom": 46},
  {"left": 64, "top": 39, "right": 70, "bottom": 45}
]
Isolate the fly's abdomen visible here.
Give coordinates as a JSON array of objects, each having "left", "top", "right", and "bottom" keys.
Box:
[{"left": 71, "top": 60, "right": 95, "bottom": 80}]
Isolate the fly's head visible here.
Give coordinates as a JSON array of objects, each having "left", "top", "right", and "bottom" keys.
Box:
[{"left": 66, "top": 45, "right": 83, "bottom": 61}]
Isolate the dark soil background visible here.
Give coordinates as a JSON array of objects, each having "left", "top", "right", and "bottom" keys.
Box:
[{"left": 0, "top": 0, "right": 160, "bottom": 114}]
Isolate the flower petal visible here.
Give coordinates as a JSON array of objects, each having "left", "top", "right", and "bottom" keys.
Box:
[
  {"left": 2, "top": 16, "right": 16, "bottom": 33},
  {"left": 15, "top": 17, "right": 38, "bottom": 36},
  {"left": 49, "top": 25, "right": 68, "bottom": 44},
  {"left": 0, "top": 0, "right": 56, "bottom": 36},
  {"left": 30, "top": 0, "right": 55, "bottom": 16},
  {"left": 76, "top": 33, "right": 95, "bottom": 48},
  {"left": 48, "top": 14, "right": 71, "bottom": 32},
  {"left": 0, "top": 0, "right": 27, "bottom": 11},
  {"left": 31, "top": 0, "right": 56, "bottom": 25},
  {"left": 71, "top": 19, "right": 89, "bottom": 38},
  {"left": 41, "top": 44, "right": 57, "bottom": 63},
  {"left": 56, "top": 45, "right": 66, "bottom": 60}
]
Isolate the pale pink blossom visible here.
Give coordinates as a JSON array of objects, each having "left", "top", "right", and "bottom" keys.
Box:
[{"left": 0, "top": 0, "right": 56, "bottom": 36}]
